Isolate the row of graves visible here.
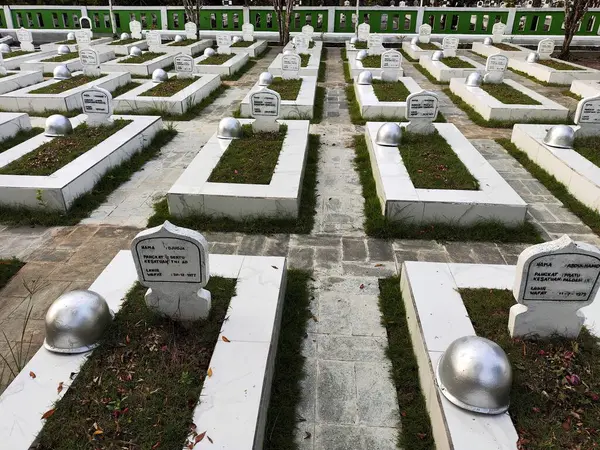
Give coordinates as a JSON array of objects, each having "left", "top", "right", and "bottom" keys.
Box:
[{"left": 268, "top": 24, "right": 322, "bottom": 78}]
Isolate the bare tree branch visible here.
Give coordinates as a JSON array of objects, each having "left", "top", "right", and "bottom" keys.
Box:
[{"left": 559, "top": 0, "right": 600, "bottom": 60}]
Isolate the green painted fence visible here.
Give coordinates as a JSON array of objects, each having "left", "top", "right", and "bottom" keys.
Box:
[
  {"left": 423, "top": 10, "right": 509, "bottom": 34},
  {"left": 334, "top": 9, "right": 418, "bottom": 34},
  {"left": 199, "top": 9, "right": 243, "bottom": 31},
  {"left": 11, "top": 8, "right": 81, "bottom": 30}
]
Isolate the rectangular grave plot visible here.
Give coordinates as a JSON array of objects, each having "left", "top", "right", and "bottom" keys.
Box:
[
  {"left": 419, "top": 55, "right": 483, "bottom": 83},
  {"left": 0, "top": 71, "right": 43, "bottom": 95},
  {"left": 508, "top": 57, "right": 600, "bottom": 85},
  {"left": 100, "top": 53, "right": 175, "bottom": 77},
  {"left": 193, "top": 53, "right": 249, "bottom": 77},
  {"left": 354, "top": 77, "right": 421, "bottom": 119}
]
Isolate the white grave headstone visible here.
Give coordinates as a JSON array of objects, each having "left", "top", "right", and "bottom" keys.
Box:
[
  {"left": 574, "top": 95, "right": 600, "bottom": 138},
  {"left": 131, "top": 221, "right": 211, "bottom": 321},
  {"left": 302, "top": 24, "right": 314, "bottom": 41},
  {"left": 358, "top": 23, "right": 370, "bottom": 42},
  {"left": 146, "top": 30, "right": 162, "bottom": 53},
  {"left": 405, "top": 90, "right": 439, "bottom": 134},
  {"left": 78, "top": 16, "right": 94, "bottom": 39},
  {"left": 75, "top": 30, "right": 92, "bottom": 50},
  {"left": 295, "top": 34, "right": 310, "bottom": 53},
  {"left": 81, "top": 86, "right": 112, "bottom": 127},
  {"left": 510, "top": 235, "right": 600, "bottom": 339},
  {"left": 250, "top": 87, "right": 281, "bottom": 133},
  {"left": 0, "top": 52, "right": 6, "bottom": 76},
  {"left": 80, "top": 48, "right": 101, "bottom": 77},
  {"left": 537, "top": 38, "right": 555, "bottom": 60},
  {"left": 418, "top": 24, "right": 432, "bottom": 44},
  {"left": 442, "top": 36, "right": 459, "bottom": 57},
  {"left": 483, "top": 54, "right": 508, "bottom": 84},
  {"left": 130, "top": 20, "right": 142, "bottom": 40},
  {"left": 491, "top": 22, "right": 507, "bottom": 44},
  {"left": 184, "top": 22, "right": 197, "bottom": 40},
  {"left": 381, "top": 49, "right": 402, "bottom": 82},
  {"left": 281, "top": 52, "right": 301, "bottom": 80},
  {"left": 16, "top": 28, "right": 34, "bottom": 52},
  {"left": 242, "top": 23, "right": 255, "bottom": 42},
  {"left": 368, "top": 33, "right": 385, "bottom": 56},
  {"left": 216, "top": 34, "right": 232, "bottom": 54},
  {"left": 174, "top": 54, "right": 195, "bottom": 79}
]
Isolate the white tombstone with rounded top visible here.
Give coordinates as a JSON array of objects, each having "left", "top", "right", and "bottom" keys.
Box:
[
  {"left": 510, "top": 235, "right": 600, "bottom": 339},
  {"left": 537, "top": 38, "right": 555, "bottom": 60},
  {"left": 0, "top": 53, "right": 6, "bottom": 76},
  {"left": 491, "top": 22, "right": 506, "bottom": 44},
  {"left": 174, "top": 54, "right": 195, "bottom": 79},
  {"left": 17, "top": 28, "right": 34, "bottom": 52},
  {"left": 146, "top": 30, "right": 162, "bottom": 53},
  {"left": 243, "top": 23, "right": 255, "bottom": 42},
  {"left": 250, "top": 87, "right": 281, "bottom": 133},
  {"left": 185, "top": 22, "right": 197, "bottom": 40},
  {"left": 282, "top": 52, "right": 301, "bottom": 80},
  {"left": 131, "top": 221, "right": 211, "bottom": 321},
  {"left": 81, "top": 86, "right": 113, "bottom": 127},
  {"left": 442, "top": 36, "right": 459, "bottom": 57},
  {"left": 80, "top": 47, "right": 101, "bottom": 77},
  {"left": 217, "top": 34, "right": 232, "bottom": 55},
  {"left": 368, "top": 33, "right": 384, "bottom": 56},
  {"left": 130, "top": 20, "right": 143, "bottom": 40},
  {"left": 484, "top": 54, "right": 508, "bottom": 84},
  {"left": 75, "top": 30, "right": 91, "bottom": 50},
  {"left": 418, "top": 24, "right": 432, "bottom": 44},
  {"left": 78, "top": 16, "right": 94, "bottom": 41},
  {"left": 574, "top": 95, "right": 600, "bottom": 138},
  {"left": 381, "top": 49, "right": 402, "bottom": 82},
  {"left": 295, "top": 34, "right": 310, "bottom": 53},
  {"left": 302, "top": 24, "right": 314, "bottom": 40},
  {"left": 405, "top": 90, "right": 439, "bottom": 134},
  {"left": 358, "top": 23, "right": 370, "bottom": 42}
]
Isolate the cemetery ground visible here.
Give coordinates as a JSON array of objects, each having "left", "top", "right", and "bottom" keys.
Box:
[{"left": 2, "top": 44, "right": 600, "bottom": 450}]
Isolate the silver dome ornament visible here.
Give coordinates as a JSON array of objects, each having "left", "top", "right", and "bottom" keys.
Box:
[
  {"left": 204, "top": 47, "right": 216, "bottom": 58},
  {"left": 217, "top": 117, "right": 243, "bottom": 140},
  {"left": 436, "top": 336, "right": 512, "bottom": 415},
  {"left": 543, "top": 125, "right": 575, "bottom": 149},
  {"left": 152, "top": 68, "right": 169, "bottom": 83},
  {"left": 526, "top": 52, "right": 540, "bottom": 63},
  {"left": 350, "top": 36, "right": 358, "bottom": 44},
  {"left": 129, "top": 46, "right": 143, "bottom": 57},
  {"left": 57, "top": 45, "right": 71, "bottom": 55},
  {"left": 66, "top": 32, "right": 76, "bottom": 41},
  {"left": 0, "top": 43, "right": 10, "bottom": 54},
  {"left": 53, "top": 64, "right": 72, "bottom": 80},
  {"left": 258, "top": 71, "right": 274, "bottom": 86},
  {"left": 283, "top": 49, "right": 296, "bottom": 56},
  {"left": 44, "top": 290, "right": 114, "bottom": 354},
  {"left": 483, "top": 37, "right": 493, "bottom": 46},
  {"left": 233, "top": 36, "right": 242, "bottom": 44},
  {"left": 432, "top": 50, "right": 444, "bottom": 61},
  {"left": 356, "top": 49, "right": 368, "bottom": 61},
  {"left": 357, "top": 71, "right": 373, "bottom": 85},
  {"left": 120, "top": 32, "right": 130, "bottom": 40},
  {"left": 174, "top": 34, "right": 184, "bottom": 43},
  {"left": 465, "top": 71, "right": 483, "bottom": 87},
  {"left": 411, "top": 36, "right": 418, "bottom": 45},
  {"left": 375, "top": 123, "right": 402, "bottom": 147},
  {"left": 44, "top": 114, "right": 73, "bottom": 137}
]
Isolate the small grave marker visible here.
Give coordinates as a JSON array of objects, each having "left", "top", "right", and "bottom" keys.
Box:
[
  {"left": 242, "top": 23, "right": 254, "bottom": 42},
  {"left": 491, "top": 22, "right": 506, "bottom": 44},
  {"left": 537, "top": 38, "right": 555, "bottom": 60},
  {"left": 358, "top": 23, "right": 370, "bottom": 42},
  {"left": 250, "top": 87, "right": 281, "bottom": 133},
  {"left": 442, "top": 36, "right": 459, "bottom": 57},
  {"left": 0, "top": 53, "right": 6, "bottom": 76},
  {"left": 483, "top": 54, "right": 508, "bottom": 84},
  {"left": 185, "top": 22, "right": 197, "bottom": 40},
  {"left": 16, "top": 28, "right": 34, "bottom": 52},
  {"left": 574, "top": 95, "right": 600, "bottom": 138},
  {"left": 282, "top": 52, "right": 301, "bottom": 80},
  {"left": 174, "top": 54, "right": 195, "bottom": 79},
  {"left": 381, "top": 49, "right": 402, "bottom": 82},
  {"left": 81, "top": 86, "right": 113, "bottom": 127},
  {"left": 405, "top": 90, "right": 439, "bottom": 134},
  {"left": 146, "top": 30, "right": 162, "bottom": 52},
  {"left": 302, "top": 24, "right": 314, "bottom": 40},
  {"left": 130, "top": 20, "right": 142, "bottom": 40},
  {"left": 216, "top": 34, "right": 232, "bottom": 55},
  {"left": 510, "top": 235, "right": 600, "bottom": 338},
  {"left": 75, "top": 30, "right": 91, "bottom": 49},
  {"left": 131, "top": 221, "right": 211, "bottom": 321},
  {"left": 368, "top": 33, "right": 384, "bottom": 56},
  {"left": 80, "top": 48, "right": 101, "bottom": 77},
  {"left": 418, "top": 24, "right": 432, "bottom": 44},
  {"left": 295, "top": 34, "right": 310, "bottom": 53}
]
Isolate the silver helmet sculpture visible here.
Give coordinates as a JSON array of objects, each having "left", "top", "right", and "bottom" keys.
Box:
[
  {"left": 53, "top": 64, "right": 72, "bottom": 80},
  {"left": 66, "top": 32, "right": 76, "bottom": 41},
  {"left": 0, "top": 43, "right": 10, "bottom": 54},
  {"left": 375, "top": 123, "right": 402, "bottom": 147},
  {"left": 204, "top": 47, "right": 216, "bottom": 57},
  {"left": 483, "top": 36, "right": 493, "bottom": 45},
  {"left": 120, "top": 32, "right": 130, "bottom": 40},
  {"left": 526, "top": 52, "right": 540, "bottom": 63},
  {"left": 174, "top": 34, "right": 184, "bottom": 42},
  {"left": 465, "top": 71, "right": 483, "bottom": 87},
  {"left": 129, "top": 46, "right": 143, "bottom": 57},
  {"left": 57, "top": 44, "right": 71, "bottom": 55},
  {"left": 258, "top": 71, "right": 274, "bottom": 86},
  {"left": 410, "top": 36, "right": 419, "bottom": 45},
  {"left": 436, "top": 336, "right": 512, "bottom": 415},
  {"left": 357, "top": 71, "right": 373, "bottom": 85},
  {"left": 44, "top": 290, "right": 114, "bottom": 354},
  {"left": 217, "top": 117, "right": 243, "bottom": 139},
  {"left": 233, "top": 36, "right": 242, "bottom": 44},
  {"left": 543, "top": 125, "right": 575, "bottom": 149},
  {"left": 45, "top": 114, "right": 73, "bottom": 137},
  {"left": 152, "top": 68, "right": 169, "bottom": 82},
  {"left": 356, "top": 49, "right": 368, "bottom": 61},
  {"left": 350, "top": 36, "right": 358, "bottom": 44},
  {"left": 431, "top": 50, "right": 444, "bottom": 61}
]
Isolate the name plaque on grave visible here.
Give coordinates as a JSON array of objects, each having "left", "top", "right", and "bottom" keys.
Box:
[
  {"left": 16, "top": 28, "right": 32, "bottom": 43},
  {"left": 357, "top": 23, "right": 370, "bottom": 42},
  {"left": 407, "top": 93, "right": 439, "bottom": 119},
  {"left": 242, "top": 23, "right": 254, "bottom": 41},
  {"left": 302, "top": 24, "right": 314, "bottom": 39},
  {"left": 295, "top": 34, "right": 310, "bottom": 52},
  {"left": 382, "top": 50, "right": 401, "bottom": 69},
  {"left": 75, "top": 30, "right": 91, "bottom": 47},
  {"left": 486, "top": 54, "right": 509, "bottom": 72},
  {"left": 216, "top": 34, "right": 232, "bottom": 47},
  {"left": 537, "top": 38, "right": 555, "bottom": 57},
  {"left": 130, "top": 20, "right": 142, "bottom": 40},
  {"left": 174, "top": 54, "right": 194, "bottom": 77},
  {"left": 251, "top": 90, "right": 280, "bottom": 116},
  {"left": 575, "top": 96, "right": 600, "bottom": 124},
  {"left": 185, "top": 22, "right": 197, "bottom": 40},
  {"left": 442, "top": 36, "right": 459, "bottom": 51},
  {"left": 282, "top": 54, "right": 300, "bottom": 72},
  {"left": 419, "top": 24, "right": 432, "bottom": 43},
  {"left": 80, "top": 49, "right": 99, "bottom": 66},
  {"left": 492, "top": 22, "right": 506, "bottom": 43},
  {"left": 82, "top": 89, "right": 110, "bottom": 114},
  {"left": 135, "top": 237, "right": 203, "bottom": 283},
  {"left": 368, "top": 33, "right": 383, "bottom": 49},
  {"left": 146, "top": 30, "right": 161, "bottom": 49}
]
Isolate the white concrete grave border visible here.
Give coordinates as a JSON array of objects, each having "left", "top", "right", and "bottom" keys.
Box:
[
  {"left": 354, "top": 77, "right": 422, "bottom": 119},
  {"left": 365, "top": 121, "right": 527, "bottom": 225},
  {"left": 399, "top": 260, "right": 600, "bottom": 450},
  {"left": 193, "top": 52, "right": 249, "bottom": 77},
  {"left": 401, "top": 40, "right": 437, "bottom": 61},
  {"left": 160, "top": 38, "right": 212, "bottom": 56},
  {"left": 449, "top": 77, "right": 569, "bottom": 122},
  {"left": 570, "top": 79, "right": 600, "bottom": 99},
  {"left": 2, "top": 50, "right": 56, "bottom": 71},
  {"left": 269, "top": 43, "right": 322, "bottom": 78},
  {"left": 419, "top": 54, "right": 483, "bottom": 83},
  {"left": 0, "top": 113, "right": 162, "bottom": 212},
  {"left": 230, "top": 39, "right": 268, "bottom": 58},
  {"left": 168, "top": 119, "right": 310, "bottom": 219},
  {"left": 0, "top": 112, "right": 31, "bottom": 142},
  {"left": 0, "top": 249, "right": 287, "bottom": 450},
  {"left": 508, "top": 56, "right": 600, "bottom": 85},
  {"left": 113, "top": 73, "right": 221, "bottom": 115},
  {"left": 20, "top": 49, "right": 115, "bottom": 75},
  {"left": 0, "top": 70, "right": 43, "bottom": 95},
  {"left": 471, "top": 41, "right": 530, "bottom": 59},
  {"left": 101, "top": 38, "right": 148, "bottom": 56},
  {"left": 100, "top": 52, "right": 175, "bottom": 77},
  {"left": 0, "top": 72, "right": 131, "bottom": 114},
  {"left": 39, "top": 37, "right": 113, "bottom": 53},
  {"left": 240, "top": 76, "right": 317, "bottom": 119},
  {"left": 349, "top": 55, "right": 405, "bottom": 79}
]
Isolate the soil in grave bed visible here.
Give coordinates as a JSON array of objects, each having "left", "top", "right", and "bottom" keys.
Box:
[
  {"left": 269, "top": 77, "right": 302, "bottom": 100},
  {"left": 536, "top": 59, "right": 585, "bottom": 71},
  {"left": 493, "top": 43, "right": 519, "bottom": 51},
  {"left": 0, "top": 127, "right": 43, "bottom": 154},
  {"left": 480, "top": 82, "right": 541, "bottom": 105},
  {"left": 29, "top": 75, "right": 101, "bottom": 94},
  {"left": 443, "top": 56, "right": 475, "bottom": 69},
  {"left": 460, "top": 288, "right": 600, "bottom": 450},
  {"left": 361, "top": 55, "right": 381, "bottom": 68},
  {"left": 417, "top": 42, "right": 438, "bottom": 50},
  {"left": 119, "top": 52, "right": 166, "bottom": 64},
  {"left": 372, "top": 79, "right": 410, "bottom": 102},
  {"left": 197, "top": 54, "right": 234, "bottom": 65},
  {"left": 208, "top": 124, "right": 287, "bottom": 184},
  {"left": 399, "top": 130, "right": 479, "bottom": 190},
  {"left": 139, "top": 76, "right": 197, "bottom": 97},
  {"left": 0, "top": 120, "right": 131, "bottom": 176},
  {"left": 4, "top": 50, "right": 33, "bottom": 58},
  {"left": 41, "top": 52, "right": 77, "bottom": 63},
  {"left": 231, "top": 39, "right": 256, "bottom": 48},
  {"left": 108, "top": 38, "right": 141, "bottom": 45},
  {"left": 35, "top": 278, "right": 237, "bottom": 450}
]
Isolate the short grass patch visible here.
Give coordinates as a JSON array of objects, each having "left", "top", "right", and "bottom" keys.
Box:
[
  {"left": 417, "top": 42, "right": 439, "bottom": 50},
  {"left": 353, "top": 134, "right": 542, "bottom": 242},
  {"left": 41, "top": 52, "right": 77, "bottom": 63},
  {"left": 111, "top": 81, "right": 142, "bottom": 97},
  {"left": 571, "top": 135, "right": 600, "bottom": 170},
  {"left": 5, "top": 50, "right": 32, "bottom": 59},
  {"left": 0, "top": 258, "right": 25, "bottom": 290},
  {"left": 168, "top": 38, "right": 197, "bottom": 46},
  {"left": 197, "top": 53, "right": 234, "bottom": 65},
  {"left": 208, "top": 124, "right": 286, "bottom": 184},
  {"left": 353, "top": 41, "right": 367, "bottom": 49},
  {"left": 0, "top": 120, "right": 131, "bottom": 176},
  {"left": 399, "top": 130, "right": 479, "bottom": 190},
  {"left": 480, "top": 82, "right": 541, "bottom": 105},
  {"left": 119, "top": 52, "right": 165, "bottom": 64},
  {"left": 507, "top": 66, "right": 565, "bottom": 87},
  {"left": 361, "top": 55, "right": 381, "bottom": 68},
  {"left": 562, "top": 90, "right": 582, "bottom": 101},
  {"left": 413, "top": 63, "right": 447, "bottom": 85},
  {"left": 318, "top": 47, "right": 327, "bottom": 82},
  {"left": 372, "top": 79, "right": 411, "bottom": 102},
  {"left": 493, "top": 43, "right": 520, "bottom": 51},
  {"left": 313, "top": 85, "right": 325, "bottom": 124},
  {"left": 147, "top": 134, "right": 320, "bottom": 234},
  {"left": 399, "top": 48, "right": 418, "bottom": 63},
  {"left": 108, "top": 38, "right": 140, "bottom": 45},
  {"left": 443, "top": 56, "right": 475, "bottom": 69},
  {"left": 230, "top": 39, "right": 255, "bottom": 48},
  {"left": 269, "top": 78, "right": 302, "bottom": 101},
  {"left": 343, "top": 61, "right": 352, "bottom": 83},
  {"left": 139, "top": 76, "right": 196, "bottom": 97},
  {"left": 300, "top": 54, "right": 310, "bottom": 67},
  {"left": 0, "top": 127, "right": 43, "bottom": 154},
  {"left": 460, "top": 288, "right": 600, "bottom": 450},
  {"left": 35, "top": 278, "right": 237, "bottom": 450},
  {"left": 537, "top": 58, "right": 584, "bottom": 71},
  {"left": 54, "top": 39, "right": 76, "bottom": 45},
  {"left": 29, "top": 75, "right": 100, "bottom": 94}
]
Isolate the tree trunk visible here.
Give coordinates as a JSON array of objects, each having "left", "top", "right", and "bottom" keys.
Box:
[{"left": 559, "top": 0, "right": 599, "bottom": 60}]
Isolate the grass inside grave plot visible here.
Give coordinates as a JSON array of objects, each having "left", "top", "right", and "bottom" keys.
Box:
[
  {"left": 108, "top": 38, "right": 140, "bottom": 45},
  {"left": 269, "top": 77, "right": 302, "bottom": 100},
  {"left": 0, "top": 258, "right": 24, "bottom": 290},
  {"left": 4, "top": 50, "right": 33, "bottom": 59},
  {"left": 537, "top": 59, "right": 584, "bottom": 71},
  {"left": 413, "top": 63, "right": 448, "bottom": 85},
  {"left": 443, "top": 56, "right": 475, "bottom": 69},
  {"left": 361, "top": 55, "right": 381, "bottom": 68},
  {"left": 0, "top": 127, "right": 43, "bottom": 154},
  {"left": 480, "top": 82, "right": 541, "bottom": 105},
  {"left": 572, "top": 136, "right": 600, "bottom": 168},
  {"left": 399, "top": 130, "right": 479, "bottom": 190},
  {"left": 29, "top": 75, "right": 100, "bottom": 94},
  {"left": 54, "top": 39, "right": 75, "bottom": 45},
  {"left": 231, "top": 39, "right": 255, "bottom": 48},
  {"left": 353, "top": 41, "right": 367, "bottom": 49},
  {"left": 35, "top": 278, "right": 237, "bottom": 450},
  {"left": 507, "top": 66, "right": 565, "bottom": 87},
  {"left": 208, "top": 124, "right": 287, "bottom": 184},
  {"left": 460, "top": 288, "right": 600, "bottom": 450},
  {"left": 0, "top": 120, "right": 131, "bottom": 176},
  {"left": 417, "top": 42, "right": 438, "bottom": 50},
  {"left": 41, "top": 52, "right": 77, "bottom": 63},
  {"left": 139, "top": 76, "right": 196, "bottom": 97},
  {"left": 300, "top": 54, "right": 310, "bottom": 67},
  {"left": 111, "top": 81, "right": 143, "bottom": 97},
  {"left": 197, "top": 54, "right": 234, "bottom": 65},
  {"left": 119, "top": 52, "right": 165, "bottom": 64},
  {"left": 168, "top": 39, "right": 197, "bottom": 46},
  {"left": 493, "top": 43, "right": 519, "bottom": 51},
  {"left": 371, "top": 79, "right": 411, "bottom": 102}
]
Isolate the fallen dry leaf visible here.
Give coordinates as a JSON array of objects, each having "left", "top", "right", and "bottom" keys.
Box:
[
  {"left": 29, "top": 371, "right": 36, "bottom": 379},
  {"left": 271, "top": 265, "right": 278, "bottom": 269},
  {"left": 92, "top": 430, "right": 103, "bottom": 436},
  {"left": 57, "top": 382, "right": 64, "bottom": 394},
  {"left": 304, "top": 431, "right": 312, "bottom": 439},
  {"left": 207, "top": 367, "right": 213, "bottom": 378},
  {"left": 222, "top": 336, "right": 231, "bottom": 343},
  {"left": 195, "top": 431, "right": 206, "bottom": 443},
  {"left": 41, "top": 408, "right": 56, "bottom": 420},
  {"left": 151, "top": 442, "right": 160, "bottom": 450},
  {"left": 207, "top": 435, "right": 213, "bottom": 444}
]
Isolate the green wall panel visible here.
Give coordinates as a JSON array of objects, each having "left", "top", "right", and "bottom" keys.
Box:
[
  {"left": 511, "top": 11, "right": 563, "bottom": 35},
  {"left": 199, "top": 9, "right": 243, "bottom": 31},
  {"left": 11, "top": 8, "right": 81, "bottom": 29},
  {"left": 167, "top": 10, "right": 186, "bottom": 31},
  {"left": 0, "top": 10, "right": 6, "bottom": 28},
  {"left": 288, "top": 10, "right": 328, "bottom": 33},
  {"left": 250, "top": 10, "right": 278, "bottom": 32},
  {"left": 334, "top": 10, "right": 417, "bottom": 34},
  {"left": 109, "top": 9, "right": 162, "bottom": 33},
  {"left": 423, "top": 11, "right": 508, "bottom": 34}
]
